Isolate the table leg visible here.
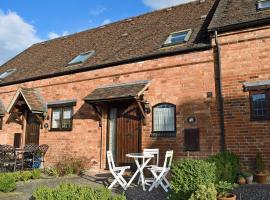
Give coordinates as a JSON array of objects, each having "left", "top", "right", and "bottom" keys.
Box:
[
  {"left": 126, "top": 160, "right": 140, "bottom": 189},
  {"left": 137, "top": 158, "right": 152, "bottom": 191}
]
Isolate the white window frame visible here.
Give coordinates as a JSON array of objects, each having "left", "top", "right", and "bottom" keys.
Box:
[
  {"left": 152, "top": 103, "right": 176, "bottom": 137},
  {"left": 0, "top": 69, "right": 16, "bottom": 80},
  {"left": 164, "top": 29, "right": 192, "bottom": 46},
  {"left": 257, "top": 0, "right": 270, "bottom": 11},
  {"left": 68, "top": 50, "right": 95, "bottom": 65}
]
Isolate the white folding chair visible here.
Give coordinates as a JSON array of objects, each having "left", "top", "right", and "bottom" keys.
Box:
[
  {"left": 148, "top": 150, "right": 173, "bottom": 192},
  {"left": 138, "top": 148, "right": 159, "bottom": 185},
  {"left": 107, "top": 151, "right": 130, "bottom": 190}
]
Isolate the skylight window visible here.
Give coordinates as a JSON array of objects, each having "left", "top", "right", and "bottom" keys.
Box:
[
  {"left": 257, "top": 0, "right": 270, "bottom": 11},
  {"left": 164, "top": 29, "right": 192, "bottom": 46},
  {"left": 68, "top": 50, "right": 95, "bottom": 65},
  {"left": 0, "top": 69, "right": 16, "bottom": 80}
]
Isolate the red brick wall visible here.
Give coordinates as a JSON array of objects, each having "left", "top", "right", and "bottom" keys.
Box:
[
  {"left": 0, "top": 49, "right": 220, "bottom": 168},
  {"left": 217, "top": 26, "right": 270, "bottom": 170}
]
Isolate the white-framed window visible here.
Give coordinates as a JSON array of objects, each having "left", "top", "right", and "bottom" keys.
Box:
[
  {"left": 0, "top": 69, "right": 16, "bottom": 80},
  {"left": 152, "top": 103, "right": 176, "bottom": 137},
  {"left": 257, "top": 0, "right": 270, "bottom": 11},
  {"left": 68, "top": 50, "right": 95, "bottom": 65},
  {"left": 51, "top": 107, "right": 73, "bottom": 131},
  {"left": 164, "top": 29, "right": 192, "bottom": 46}
]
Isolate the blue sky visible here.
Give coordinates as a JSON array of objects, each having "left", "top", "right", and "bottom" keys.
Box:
[{"left": 0, "top": 0, "right": 192, "bottom": 65}]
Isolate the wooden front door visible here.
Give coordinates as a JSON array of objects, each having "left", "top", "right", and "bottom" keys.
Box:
[
  {"left": 108, "top": 103, "right": 141, "bottom": 165},
  {"left": 25, "top": 113, "right": 40, "bottom": 144}
]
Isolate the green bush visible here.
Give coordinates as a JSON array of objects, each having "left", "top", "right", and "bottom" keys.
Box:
[
  {"left": 21, "top": 171, "right": 33, "bottom": 182},
  {"left": 189, "top": 183, "right": 217, "bottom": 200},
  {"left": 207, "top": 151, "right": 239, "bottom": 183},
  {"left": 0, "top": 173, "right": 16, "bottom": 193},
  {"left": 33, "top": 183, "right": 126, "bottom": 200},
  {"left": 32, "top": 169, "right": 42, "bottom": 179},
  {"left": 216, "top": 181, "right": 234, "bottom": 198},
  {"left": 170, "top": 159, "right": 216, "bottom": 200},
  {"left": 45, "top": 157, "right": 86, "bottom": 177}
]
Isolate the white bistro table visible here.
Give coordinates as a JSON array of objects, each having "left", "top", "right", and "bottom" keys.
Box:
[{"left": 126, "top": 153, "right": 154, "bottom": 191}]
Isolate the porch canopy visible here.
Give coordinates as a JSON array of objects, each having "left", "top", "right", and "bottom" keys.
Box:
[
  {"left": 84, "top": 80, "right": 150, "bottom": 120},
  {"left": 243, "top": 80, "right": 270, "bottom": 91},
  {"left": 84, "top": 80, "right": 150, "bottom": 103},
  {"left": 6, "top": 88, "right": 47, "bottom": 125}
]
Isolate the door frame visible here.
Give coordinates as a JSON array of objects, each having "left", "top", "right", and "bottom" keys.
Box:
[{"left": 106, "top": 101, "right": 142, "bottom": 166}]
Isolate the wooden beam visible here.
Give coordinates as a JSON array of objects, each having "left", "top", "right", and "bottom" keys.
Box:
[
  {"left": 136, "top": 100, "right": 146, "bottom": 119},
  {"left": 35, "top": 114, "right": 44, "bottom": 129},
  {"left": 92, "top": 104, "right": 102, "bottom": 127}
]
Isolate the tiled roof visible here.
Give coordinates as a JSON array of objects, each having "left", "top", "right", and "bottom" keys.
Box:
[
  {"left": 0, "top": 101, "right": 5, "bottom": 116},
  {"left": 84, "top": 81, "right": 150, "bottom": 102},
  {"left": 0, "top": 0, "right": 216, "bottom": 86},
  {"left": 209, "top": 0, "right": 270, "bottom": 31},
  {"left": 7, "top": 88, "right": 47, "bottom": 113}
]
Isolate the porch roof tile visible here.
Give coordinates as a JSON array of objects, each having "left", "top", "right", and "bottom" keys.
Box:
[
  {"left": 84, "top": 80, "right": 150, "bottom": 102},
  {"left": 7, "top": 88, "right": 47, "bottom": 113}
]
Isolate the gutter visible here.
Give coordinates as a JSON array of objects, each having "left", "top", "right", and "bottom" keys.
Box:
[
  {"left": 214, "top": 31, "right": 225, "bottom": 151},
  {"left": 0, "top": 44, "right": 211, "bottom": 88}
]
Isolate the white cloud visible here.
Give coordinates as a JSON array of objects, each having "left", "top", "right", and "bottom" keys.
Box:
[
  {"left": 90, "top": 6, "right": 106, "bottom": 16},
  {"left": 142, "top": 0, "right": 195, "bottom": 9},
  {"left": 0, "top": 9, "right": 41, "bottom": 65},
  {"left": 101, "top": 19, "right": 111, "bottom": 25},
  {"left": 48, "top": 31, "right": 69, "bottom": 39}
]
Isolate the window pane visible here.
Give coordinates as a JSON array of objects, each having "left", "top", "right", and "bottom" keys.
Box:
[
  {"left": 258, "top": 1, "right": 270, "bottom": 9},
  {"left": 62, "top": 107, "right": 72, "bottom": 129},
  {"left": 171, "top": 32, "right": 187, "bottom": 43},
  {"left": 252, "top": 93, "right": 267, "bottom": 118},
  {"left": 153, "top": 104, "right": 175, "bottom": 132},
  {"left": 52, "top": 109, "right": 61, "bottom": 128}
]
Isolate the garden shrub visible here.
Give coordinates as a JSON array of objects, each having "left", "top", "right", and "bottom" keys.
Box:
[
  {"left": 32, "top": 169, "right": 42, "bottom": 179},
  {"left": 189, "top": 183, "right": 217, "bottom": 200},
  {"left": 21, "top": 171, "right": 33, "bottom": 182},
  {"left": 45, "top": 157, "right": 86, "bottom": 177},
  {"left": 0, "top": 173, "right": 16, "bottom": 193},
  {"left": 169, "top": 159, "right": 216, "bottom": 200},
  {"left": 207, "top": 151, "right": 239, "bottom": 183},
  {"left": 33, "top": 183, "right": 126, "bottom": 200}
]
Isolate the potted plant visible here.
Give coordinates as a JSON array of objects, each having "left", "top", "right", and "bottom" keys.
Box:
[
  {"left": 243, "top": 172, "right": 253, "bottom": 184},
  {"left": 255, "top": 152, "right": 268, "bottom": 184},
  {"left": 216, "top": 181, "right": 236, "bottom": 200},
  {"left": 237, "top": 174, "right": 246, "bottom": 185}
]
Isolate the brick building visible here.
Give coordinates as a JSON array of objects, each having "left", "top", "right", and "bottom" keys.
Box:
[{"left": 0, "top": 0, "right": 269, "bottom": 169}]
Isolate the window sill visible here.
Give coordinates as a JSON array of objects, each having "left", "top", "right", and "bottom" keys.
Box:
[
  {"left": 151, "top": 132, "right": 176, "bottom": 138},
  {"left": 49, "top": 129, "right": 72, "bottom": 132}
]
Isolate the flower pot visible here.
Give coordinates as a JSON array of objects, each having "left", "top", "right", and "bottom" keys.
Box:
[
  {"left": 256, "top": 173, "right": 268, "bottom": 184},
  {"left": 237, "top": 177, "right": 246, "bottom": 185},
  {"left": 246, "top": 175, "right": 253, "bottom": 184},
  {"left": 218, "top": 194, "right": 237, "bottom": 200}
]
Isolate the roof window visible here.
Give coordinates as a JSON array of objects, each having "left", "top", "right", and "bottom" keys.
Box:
[
  {"left": 0, "top": 69, "right": 16, "bottom": 80},
  {"left": 257, "top": 0, "right": 270, "bottom": 11},
  {"left": 164, "top": 29, "right": 192, "bottom": 46},
  {"left": 68, "top": 50, "right": 95, "bottom": 65}
]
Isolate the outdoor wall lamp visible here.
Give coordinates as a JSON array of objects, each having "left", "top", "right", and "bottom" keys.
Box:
[{"left": 144, "top": 101, "right": 151, "bottom": 114}]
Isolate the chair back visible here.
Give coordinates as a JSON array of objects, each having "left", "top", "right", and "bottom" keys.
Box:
[
  {"left": 143, "top": 148, "right": 159, "bottom": 166},
  {"left": 163, "top": 150, "right": 173, "bottom": 169},
  {"left": 1, "top": 145, "right": 16, "bottom": 161},
  {"left": 38, "top": 144, "right": 49, "bottom": 155},
  {"left": 24, "top": 143, "right": 39, "bottom": 153},
  {"left": 107, "top": 151, "right": 116, "bottom": 170}
]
